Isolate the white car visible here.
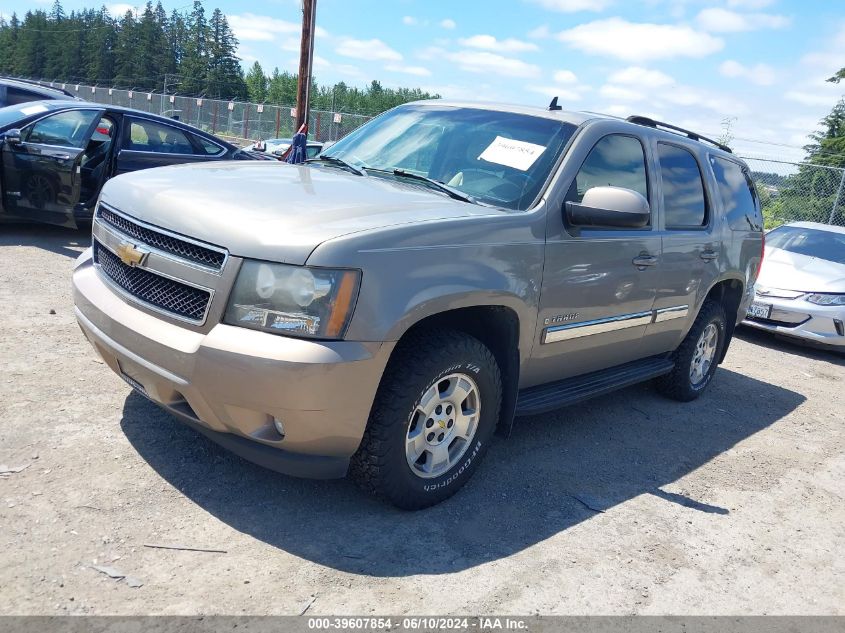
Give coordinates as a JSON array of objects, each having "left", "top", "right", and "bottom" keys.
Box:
[{"left": 743, "top": 222, "right": 845, "bottom": 351}]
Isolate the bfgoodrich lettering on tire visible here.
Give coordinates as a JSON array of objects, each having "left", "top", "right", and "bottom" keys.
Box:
[
  {"left": 350, "top": 329, "right": 502, "bottom": 510},
  {"left": 656, "top": 299, "right": 727, "bottom": 402}
]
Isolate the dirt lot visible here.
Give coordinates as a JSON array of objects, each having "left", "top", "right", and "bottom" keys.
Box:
[{"left": 0, "top": 224, "right": 843, "bottom": 615}]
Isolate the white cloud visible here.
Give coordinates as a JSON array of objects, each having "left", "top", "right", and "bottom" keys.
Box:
[
  {"left": 527, "top": 0, "right": 612, "bottom": 12},
  {"left": 718, "top": 60, "right": 776, "bottom": 86},
  {"left": 106, "top": 3, "right": 135, "bottom": 17},
  {"left": 335, "top": 38, "right": 403, "bottom": 62},
  {"left": 446, "top": 50, "right": 542, "bottom": 78},
  {"left": 313, "top": 56, "right": 364, "bottom": 79},
  {"left": 385, "top": 64, "right": 432, "bottom": 77},
  {"left": 607, "top": 66, "right": 674, "bottom": 87},
  {"left": 785, "top": 90, "right": 843, "bottom": 107},
  {"left": 440, "top": 18, "right": 457, "bottom": 30},
  {"left": 458, "top": 34, "right": 539, "bottom": 53},
  {"left": 726, "top": 0, "right": 774, "bottom": 8},
  {"left": 526, "top": 85, "right": 584, "bottom": 101},
  {"left": 416, "top": 46, "right": 448, "bottom": 61},
  {"left": 228, "top": 13, "right": 300, "bottom": 42},
  {"left": 528, "top": 25, "right": 551, "bottom": 39},
  {"left": 696, "top": 8, "right": 790, "bottom": 32},
  {"left": 557, "top": 18, "right": 723, "bottom": 61},
  {"left": 599, "top": 84, "right": 646, "bottom": 101},
  {"left": 553, "top": 69, "right": 579, "bottom": 83},
  {"left": 402, "top": 16, "right": 417, "bottom": 26}
]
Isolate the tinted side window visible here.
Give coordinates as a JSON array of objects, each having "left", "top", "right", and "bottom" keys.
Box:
[
  {"left": 710, "top": 156, "right": 763, "bottom": 231},
  {"left": 25, "top": 110, "right": 99, "bottom": 148},
  {"left": 7, "top": 87, "right": 43, "bottom": 106},
  {"left": 568, "top": 134, "right": 649, "bottom": 203},
  {"left": 194, "top": 134, "right": 224, "bottom": 156},
  {"left": 658, "top": 143, "right": 707, "bottom": 228},
  {"left": 127, "top": 119, "right": 195, "bottom": 154}
]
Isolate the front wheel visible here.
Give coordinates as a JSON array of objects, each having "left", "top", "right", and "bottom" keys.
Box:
[
  {"left": 655, "top": 300, "right": 727, "bottom": 402},
  {"left": 350, "top": 330, "right": 502, "bottom": 510}
]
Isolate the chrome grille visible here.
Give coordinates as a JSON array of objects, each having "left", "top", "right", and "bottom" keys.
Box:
[
  {"left": 97, "top": 206, "right": 226, "bottom": 270},
  {"left": 94, "top": 241, "right": 211, "bottom": 322}
]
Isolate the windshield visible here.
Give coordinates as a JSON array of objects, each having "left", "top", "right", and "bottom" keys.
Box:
[
  {"left": 0, "top": 101, "right": 52, "bottom": 129},
  {"left": 324, "top": 104, "right": 577, "bottom": 210},
  {"left": 766, "top": 225, "right": 845, "bottom": 265}
]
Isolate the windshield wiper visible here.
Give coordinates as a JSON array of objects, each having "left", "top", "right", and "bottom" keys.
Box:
[
  {"left": 392, "top": 169, "right": 477, "bottom": 204},
  {"left": 305, "top": 154, "right": 366, "bottom": 176}
]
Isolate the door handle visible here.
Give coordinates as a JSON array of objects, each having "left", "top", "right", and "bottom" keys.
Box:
[
  {"left": 700, "top": 249, "right": 719, "bottom": 261},
  {"left": 632, "top": 254, "right": 658, "bottom": 268}
]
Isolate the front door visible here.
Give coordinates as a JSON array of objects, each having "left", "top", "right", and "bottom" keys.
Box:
[
  {"left": 1, "top": 108, "right": 102, "bottom": 226},
  {"left": 524, "top": 133, "right": 661, "bottom": 386}
]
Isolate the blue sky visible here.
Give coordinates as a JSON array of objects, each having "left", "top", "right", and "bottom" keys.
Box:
[{"left": 4, "top": 0, "right": 845, "bottom": 160}]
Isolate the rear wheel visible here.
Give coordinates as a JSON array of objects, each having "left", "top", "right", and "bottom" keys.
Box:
[
  {"left": 656, "top": 300, "right": 726, "bottom": 402},
  {"left": 350, "top": 330, "right": 501, "bottom": 510}
]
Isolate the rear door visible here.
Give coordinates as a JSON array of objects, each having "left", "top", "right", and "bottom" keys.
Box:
[
  {"left": 1, "top": 108, "right": 102, "bottom": 226},
  {"left": 525, "top": 132, "right": 662, "bottom": 384},
  {"left": 114, "top": 116, "right": 225, "bottom": 175},
  {"left": 642, "top": 141, "right": 722, "bottom": 354}
]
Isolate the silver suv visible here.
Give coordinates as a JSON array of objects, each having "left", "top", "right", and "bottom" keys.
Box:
[{"left": 73, "top": 101, "right": 764, "bottom": 509}]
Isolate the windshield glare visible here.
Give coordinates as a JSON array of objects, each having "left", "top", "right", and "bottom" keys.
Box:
[
  {"left": 766, "top": 225, "right": 845, "bottom": 265},
  {"left": 325, "top": 104, "right": 577, "bottom": 210},
  {"left": 0, "top": 102, "right": 51, "bottom": 129}
]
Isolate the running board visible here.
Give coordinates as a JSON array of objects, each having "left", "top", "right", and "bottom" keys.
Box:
[{"left": 515, "top": 356, "right": 674, "bottom": 416}]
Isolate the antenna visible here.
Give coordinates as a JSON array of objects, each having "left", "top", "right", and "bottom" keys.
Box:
[{"left": 548, "top": 96, "right": 562, "bottom": 111}]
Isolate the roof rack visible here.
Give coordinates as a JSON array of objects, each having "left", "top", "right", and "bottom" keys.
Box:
[{"left": 626, "top": 115, "right": 732, "bottom": 153}]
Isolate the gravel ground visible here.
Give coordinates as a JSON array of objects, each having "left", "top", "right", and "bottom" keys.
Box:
[{"left": 0, "top": 224, "right": 843, "bottom": 615}]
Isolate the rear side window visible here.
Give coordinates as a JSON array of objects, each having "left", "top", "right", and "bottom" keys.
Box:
[
  {"left": 710, "top": 156, "right": 763, "bottom": 231},
  {"left": 568, "top": 134, "right": 649, "bottom": 203},
  {"left": 127, "top": 119, "right": 196, "bottom": 154},
  {"left": 658, "top": 143, "right": 707, "bottom": 228},
  {"left": 193, "top": 134, "right": 224, "bottom": 156},
  {"left": 6, "top": 87, "right": 43, "bottom": 106}
]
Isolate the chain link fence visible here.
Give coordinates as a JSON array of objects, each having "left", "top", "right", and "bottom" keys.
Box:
[
  {"left": 42, "top": 80, "right": 372, "bottom": 145},
  {"left": 740, "top": 155, "right": 845, "bottom": 228}
]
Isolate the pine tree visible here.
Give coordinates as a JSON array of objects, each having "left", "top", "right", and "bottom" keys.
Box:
[
  {"left": 205, "top": 8, "right": 245, "bottom": 99},
  {"left": 113, "top": 10, "right": 140, "bottom": 88},
  {"left": 245, "top": 61, "right": 268, "bottom": 102},
  {"left": 179, "top": 1, "right": 208, "bottom": 95}
]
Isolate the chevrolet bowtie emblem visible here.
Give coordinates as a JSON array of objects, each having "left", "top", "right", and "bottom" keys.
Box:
[{"left": 116, "top": 241, "right": 148, "bottom": 267}]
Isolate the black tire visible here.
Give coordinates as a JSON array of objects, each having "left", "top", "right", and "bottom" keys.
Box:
[
  {"left": 350, "top": 329, "right": 501, "bottom": 510},
  {"left": 655, "top": 300, "right": 727, "bottom": 402}
]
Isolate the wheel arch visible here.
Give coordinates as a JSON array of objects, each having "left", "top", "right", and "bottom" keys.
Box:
[
  {"left": 703, "top": 276, "right": 745, "bottom": 363},
  {"left": 388, "top": 304, "right": 522, "bottom": 438}
]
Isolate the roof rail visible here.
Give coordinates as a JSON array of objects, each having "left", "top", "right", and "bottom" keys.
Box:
[{"left": 626, "top": 115, "right": 732, "bottom": 153}]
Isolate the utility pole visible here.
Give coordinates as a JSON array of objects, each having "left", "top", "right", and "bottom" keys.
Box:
[{"left": 295, "top": 0, "right": 317, "bottom": 134}]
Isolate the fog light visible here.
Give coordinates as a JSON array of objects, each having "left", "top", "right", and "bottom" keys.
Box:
[
  {"left": 834, "top": 319, "right": 844, "bottom": 337},
  {"left": 272, "top": 416, "right": 286, "bottom": 438}
]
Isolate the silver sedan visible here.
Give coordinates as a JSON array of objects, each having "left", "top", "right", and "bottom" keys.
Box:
[{"left": 743, "top": 221, "right": 845, "bottom": 351}]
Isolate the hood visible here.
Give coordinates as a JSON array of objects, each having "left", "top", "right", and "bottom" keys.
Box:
[
  {"left": 99, "top": 161, "right": 507, "bottom": 264},
  {"left": 757, "top": 246, "right": 845, "bottom": 293}
]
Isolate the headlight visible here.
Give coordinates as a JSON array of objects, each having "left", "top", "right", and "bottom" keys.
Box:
[
  {"left": 224, "top": 260, "right": 361, "bottom": 339},
  {"left": 806, "top": 293, "right": 845, "bottom": 306}
]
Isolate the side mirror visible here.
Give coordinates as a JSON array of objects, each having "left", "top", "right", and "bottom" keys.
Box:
[
  {"left": 565, "top": 186, "right": 650, "bottom": 228},
  {"left": 2, "top": 129, "right": 22, "bottom": 146}
]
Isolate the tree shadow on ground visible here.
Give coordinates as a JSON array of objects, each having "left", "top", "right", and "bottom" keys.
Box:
[
  {"left": 0, "top": 223, "right": 90, "bottom": 259},
  {"left": 121, "top": 367, "right": 803, "bottom": 577}
]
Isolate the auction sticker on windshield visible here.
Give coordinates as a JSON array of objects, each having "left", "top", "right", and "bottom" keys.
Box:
[{"left": 478, "top": 136, "right": 546, "bottom": 171}]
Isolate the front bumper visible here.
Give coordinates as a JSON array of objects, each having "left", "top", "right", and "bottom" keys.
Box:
[
  {"left": 742, "top": 291, "right": 845, "bottom": 349},
  {"left": 73, "top": 248, "right": 394, "bottom": 479}
]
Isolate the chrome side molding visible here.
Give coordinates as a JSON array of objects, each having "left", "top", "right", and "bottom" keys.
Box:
[{"left": 543, "top": 305, "right": 689, "bottom": 343}]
